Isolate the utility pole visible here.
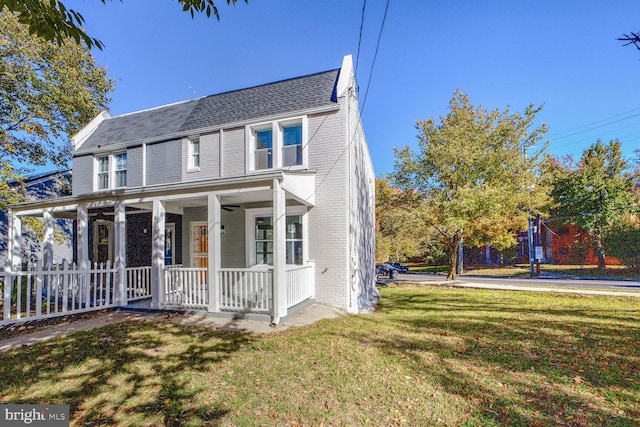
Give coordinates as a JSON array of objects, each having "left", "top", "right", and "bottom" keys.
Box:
[
  {"left": 527, "top": 216, "right": 535, "bottom": 277},
  {"left": 535, "top": 213, "right": 541, "bottom": 276}
]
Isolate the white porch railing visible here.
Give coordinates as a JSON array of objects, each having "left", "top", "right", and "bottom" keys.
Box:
[
  {"left": 219, "top": 268, "right": 272, "bottom": 312},
  {"left": 286, "top": 264, "right": 314, "bottom": 307},
  {"left": 1, "top": 261, "right": 117, "bottom": 325},
  {"left": 126, "top": 266, "right": 152, "bottom": 301},
  {"left": 163, "top": 267, "right": 208, "bottom": 309}
]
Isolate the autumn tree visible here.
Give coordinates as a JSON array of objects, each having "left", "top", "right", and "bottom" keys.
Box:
[
  {"left": 2, "top": 0, "right": 248, "bottom": 49},
  {"left": 0, "top": 9, "right": 113, "bottom": 210},
  {"left": 391, "top": 89, "right": 549, "bottom": 280},
  {"left": 548, "top": 140, "right": 637, "bottom": 269},
  {"left": 375, "top": 178, "right": 424, "bottom": 263}
]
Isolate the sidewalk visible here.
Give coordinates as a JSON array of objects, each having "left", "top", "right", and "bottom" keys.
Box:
[{"left": 0, "top": 304, "right": 348, "bottom": 354}]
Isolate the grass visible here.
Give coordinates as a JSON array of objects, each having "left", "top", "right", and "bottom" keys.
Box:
[{"left": 1, "top": 285, "right": 639, "bottom": 426}]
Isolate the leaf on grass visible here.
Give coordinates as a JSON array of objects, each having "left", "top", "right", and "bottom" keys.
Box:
[{"left": 574, "top": 375, "right": 582, "bottom": 385}]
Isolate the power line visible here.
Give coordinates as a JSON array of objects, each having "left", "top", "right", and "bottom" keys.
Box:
[
  {"left": 547, "top": 106, "right": 640, "bottom": 140},
  {"left": 360, "top": 0, "right": 390, "bottom": 116},
  {"left": 355, "top": 0, "right": 367, "bottom": 74}
]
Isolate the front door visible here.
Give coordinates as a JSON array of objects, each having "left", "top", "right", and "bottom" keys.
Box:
[
  {"left": 191, "top": 222, "right": 208, "bottom": 285},
  {"left": 93, "top": 221, "right": 113, "bottom": 264},
  {"left": 165, "top": 223, "right": 176, "bottom": 265}
]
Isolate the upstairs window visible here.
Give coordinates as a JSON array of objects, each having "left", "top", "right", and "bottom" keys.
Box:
[
  {"left": 282, "top": 124, "right": 302, "bottom": 167},
  {"left": 189, "top": 137, "right": 200, "bottom": 170},
  {"left": 247, "top": 117, "right": 307, "bottom": 172},
  {"left": 97, "top": 156, "right": 109, "bottom": 190},
  {"left": 254, "top": 129, "right": 273, "bottom": 170},
  {"left": 114, "top": 152, "right": 127, "bottom": 187},
  {"left": 95, "top": 151, "right": 127, "bottom": 190}
]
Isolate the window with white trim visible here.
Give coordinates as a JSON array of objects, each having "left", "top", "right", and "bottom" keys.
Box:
[
  {"left": 95, "top": 151, "right": 127, "bottom": 190},
  {"left": 247, "top": 117, "right": 306, "bottom": 171},
  {"left": 254, "top": 129, "right": 273, "bottom": 170},
  {"left": 189, "top": 137, "right": 200, "bottom": 170},
  {"left": 246, "top": 207, "right": 306, "bottom": 266},
  {"left": 97, "top": 155, "right": 109, "bottom": 190},
  {"left": 282, "top": 124, "right": 302, "bottom": 167},
  {"left": 114, "top": 152, "right": 127, "bottom": 187}
]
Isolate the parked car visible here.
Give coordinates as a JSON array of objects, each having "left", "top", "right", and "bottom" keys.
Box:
[
  {"left": 390, "top": 262, "right": 409, "bottom": 273},
  {"left": 376, "top": 263, "right": 399, "bottom": 279}
]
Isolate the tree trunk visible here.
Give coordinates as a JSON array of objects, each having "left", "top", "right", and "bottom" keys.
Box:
[
  {"left": 596, "top": 234, "right": 606, "bottom": 270},
  {"left": 446, "top": 231, "right": 463, "bottom": 281},
  {"left": 447, "top": 247, "right": 458, "bottom": 281}
]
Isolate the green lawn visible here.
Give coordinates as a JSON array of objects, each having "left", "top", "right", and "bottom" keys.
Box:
[{"left": 1, "top": 285, "right": 639, "bottom": 426}]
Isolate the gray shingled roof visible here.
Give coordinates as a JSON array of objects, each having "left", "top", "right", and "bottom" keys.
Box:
[{"left": 80, "top": 69, "right": 340, "bottom": 150}]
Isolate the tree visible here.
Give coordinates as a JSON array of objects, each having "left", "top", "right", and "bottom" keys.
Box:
[
  {"left": 375, "top": 178, "right": 424, "bottom": 263},
  {"left": 605, "top": 214, "right": 640, "bottom": 271},
  {"left": 1, "top": 0, "right": 248, "bottom": 50},
  {"left": 391, "top": 89, "right": 549, "bottom": 280},
  {"left": 619, "top": 31, "right": 640, "bottom": 51},
  {"left": 1, "top": 9, "right": 113, "bottom": 211},
  {"left": 548, "top": 140, "right": 637, "bottom": 269}
]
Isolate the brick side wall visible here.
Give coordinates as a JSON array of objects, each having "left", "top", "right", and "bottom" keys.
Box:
[{"left": 306, "top": 106, "right": 351, "bottom": 310}]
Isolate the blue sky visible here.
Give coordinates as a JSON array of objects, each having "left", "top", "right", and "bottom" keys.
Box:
[{"left": 66, "top": 0, "right": 640, "bottom": 176}]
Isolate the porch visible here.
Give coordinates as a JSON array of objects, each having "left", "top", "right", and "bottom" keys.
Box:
[
  {"left": 0, "top": 262, "right": 314, "bottom": 325},
  {"left": 4, "top": 171, "right": 317, "bottom": 325}
]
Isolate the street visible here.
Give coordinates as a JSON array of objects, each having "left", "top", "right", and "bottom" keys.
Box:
[{"left": 382, "top": 272, "right": 640, "bottom": 295}]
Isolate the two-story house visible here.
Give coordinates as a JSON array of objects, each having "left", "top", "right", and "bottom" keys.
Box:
[{"left": 5, "top": 55, "right": 377, "bottom": 324}]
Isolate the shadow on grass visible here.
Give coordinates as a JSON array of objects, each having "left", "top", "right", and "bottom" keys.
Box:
[
  {"left": 0, "top": 319, "right": 255, "bottom": 425},
  {"left": 344, "top": 286, "right": 640, "bottom": 426}
]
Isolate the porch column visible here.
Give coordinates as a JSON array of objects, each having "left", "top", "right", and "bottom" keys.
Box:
[
  {"left": 114, "top": 201, "right": 127, "bottom": 306},
  {"left": 151, "top": 200, "right": 165, "bottom": 308},
  {"left": 271, "top": 178, "right": 287, "bottom": 324},
  {"left": 77, "top": 205, "right": 90, "bottom": 306},
  {"left": 8, "top": 209, "right": 22, "bottom": 271},
  {"left": 42, "top": 209, "right": 55, "bottom": 266},
  {"left": 207, "top": 193, "right": 221, "bottom": 312}
]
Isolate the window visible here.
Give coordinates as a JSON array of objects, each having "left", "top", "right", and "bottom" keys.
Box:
[
  {"left": 255, "top": 216, "right": 273, "bottom": 264},
  {"left": 248, "top": 117, "right": 306, "bottom": 171},
  {"left": 114, "top": 152, "right": 127, "bottom": 187},
  {"left": 285, "top": 215, "right": 303, "bottom": 265},
  {"left": 282, "top": 124, "right": 302, "bottom": 167},
  {"left": 247, "top": 209, "right": 305, "bottom": 266},
  {"left": 254, "top": 129, "right": 273, "bottom": 170},
  {"left": 97, "top": 156, "right": 109, "bottom": 190},
  {"left": 189, "top": 137, "right": 200, "bottom": 170},
  {"left": 96, "top": 152, "right": 127, "bottom": 190}
]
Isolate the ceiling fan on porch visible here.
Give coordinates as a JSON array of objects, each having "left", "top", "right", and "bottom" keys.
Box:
[
  {"left": 221, "top": 204, "right": 240, "bottom": 212},
  {"left": 89, "top": 211, "right": 114, "bottom": 221}
]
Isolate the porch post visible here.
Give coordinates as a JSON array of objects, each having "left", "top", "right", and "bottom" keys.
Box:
[
  {"left": 114, "top": 201, "right": 127, "bottom": 306},
  {"left": 77, "top": 205, "right": 89, "bottom": 306},
  {"left": 207, "top": 193, "right": 221, "bottom": 312},
  {"left": 8, "top": 209, "right": 22, "bottom": 271},
  {"left": 151, "top": 200, "right": 165, "bottom": 308},
  {"left": 42, "top": 209, "right": 54, "bottom": 266},
  {"left": 271, "top": 178, "right": 287, "bottom": 324}
]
